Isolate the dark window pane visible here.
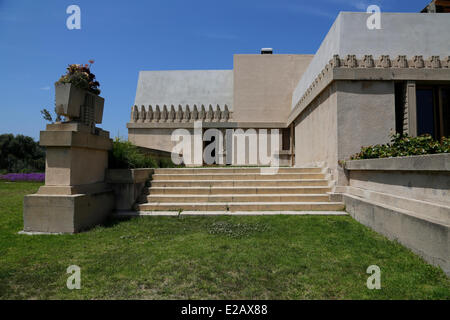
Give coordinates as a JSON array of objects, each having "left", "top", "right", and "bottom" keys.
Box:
[
  {"left": 442, "top": 88, "right": 450, "bottom": 138},
  {"left": 416, "top": 89, "right": 435, "bottom": 138}
]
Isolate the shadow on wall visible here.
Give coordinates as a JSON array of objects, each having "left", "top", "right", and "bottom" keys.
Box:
[{"left": 338, "top": 81, "right": 394, "bottom": 95}]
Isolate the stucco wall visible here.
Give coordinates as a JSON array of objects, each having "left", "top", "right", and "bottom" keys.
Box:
[
  {"left": 135, "top": 70, "right": 233, "bottom": 110},
  {"left": 292, "top": 12, "right": 450, "bottom": 109},
  {"left": 129, "top": 128, "right": 177, "bottom": 153},
  {"left": 294, "top": 80, "right": 395, "bottom": 184},
  {"left": 294, "top": 83, "right": 338, "bottom": 169},
  {"left": 336, "top": 81, "right": 395, "bottom": 161},
  {"left": 234, "top": 54, "right": 313, "bottom": 123}
]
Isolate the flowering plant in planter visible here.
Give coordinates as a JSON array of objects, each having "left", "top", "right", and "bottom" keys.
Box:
[
  {"left": 52, "top": 60, "right": 105, "bottom": 125},
  {"left": 55, "top": 60, "right": 100, "bottom": 95}
]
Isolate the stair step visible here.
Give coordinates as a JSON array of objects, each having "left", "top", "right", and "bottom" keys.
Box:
[
  {"left": 155, "top": 167, "right": 323, "bottom": 174},
  {"left": 147, "top": 194, "right": 331, "bottom": 203},
  {"left": 138, "top": 202, "right": 345, "bottom": 211},
  {"left": 120, "top": 211, "right": 348, "bottom": 217},
  {"left": 152, "top": 173, "right": 325, "bottom": 181},
  {"left": 151, "top": 179, "right": 330, "bottom": 187},
  {"left": 148, "top": 186, "right": 332, "bottom": 195}
]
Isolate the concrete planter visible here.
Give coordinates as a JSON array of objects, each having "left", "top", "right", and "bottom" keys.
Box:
[
  {"left": 106, "top": 168, "right": 154, "bottom": 211},
  {"left": 92, "top": 94, "right": 105, "bottom": 124},
  {"left": 344, "top": 153, "right": 450, "bottom": 172},
  {"left": 55, "top": 83, "right": 105, "bottom": 123}
]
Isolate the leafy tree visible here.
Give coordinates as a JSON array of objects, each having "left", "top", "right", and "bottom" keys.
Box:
[{"left": 0, "top": 134, "right": 45, "bottom": 174}]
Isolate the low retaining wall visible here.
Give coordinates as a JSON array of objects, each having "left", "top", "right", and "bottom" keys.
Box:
[
  {"left": 344, "top": 193, "right": 449, "bottom": 276},
  {"left": 345, "top": 154, "right": 450, "bottom": 206},
  {"left": 343, "top": 154, "right": 450, "bottom": 276},
  {"left": 106, "top": 169, "right": 154, "bottom": 211}
]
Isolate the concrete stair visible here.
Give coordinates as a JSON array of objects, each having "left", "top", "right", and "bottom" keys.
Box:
[{"left": 137, "top": 167, "right": 345, "bottom": 212}]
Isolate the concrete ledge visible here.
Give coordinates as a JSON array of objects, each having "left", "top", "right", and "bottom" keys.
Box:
[
  {"left": 345, "top": 186, "right": 450, "bottom": 225},
  {"left": 115, "top": 210, "right": 348, "bottom": 217},
  {"left": 106, "top": 168, "right": 154, "bottom": 184},
  {"left": 127, "top": 121, "right": 288, "bottom": 129},
  {"left": 36, "top": 182, "right": 110, "bottom": 195},
  {"left": 343, "top": 193, "right": 449, "bottom": 276},
  {"left": 45, "top": 123, "right": 110, "bottom": 137},
  {"left": 345, "top": 154, "right": 450, "bottom": 172},
  {"left": 40, "top": 130, "right": 112, "bottom": 150}
]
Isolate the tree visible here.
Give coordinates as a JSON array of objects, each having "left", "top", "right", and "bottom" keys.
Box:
[{"left": 0, "top": 134, "right": 45, "bottom": 174}]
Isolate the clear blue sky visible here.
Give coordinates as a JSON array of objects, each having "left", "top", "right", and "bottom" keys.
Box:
[{"left": 0, "top": 0, "right": 429, "bottom": 140}]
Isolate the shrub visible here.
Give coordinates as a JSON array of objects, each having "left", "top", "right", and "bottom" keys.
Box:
[
  {"left": 0, "top": 134, "right": 45, "bottom": 173},
  {"left": 350, "top": 134, "right": 450, "bottom": 160},
  {"left": 109, "top": 138, "right": 159, "bottom": 169},
  {"left": 55, "top": 60, "right": 100, "bottom": 95},
  {"left": 158, "top": 157, "right": 178, "bottom": 168}
]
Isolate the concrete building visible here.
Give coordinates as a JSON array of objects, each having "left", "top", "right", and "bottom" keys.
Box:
[
  {"left": 126, "top": 12, "right": 450, "bottom": 275},
  {"left": 23, "top": 9, "right": 449, "bottom": 275},
  {"left": 128, "top": 12, "right": 450, "bottom": 180}
]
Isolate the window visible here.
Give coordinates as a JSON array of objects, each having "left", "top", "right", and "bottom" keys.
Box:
[
  {"left": 416, "top": 85, "right": 450, "bottom": 140},
  {"left": 416, "top": 87, "right": 436, "bottom": 138},
  {"left": 440, "top": 88, "right": 450, "bottom": 138}
]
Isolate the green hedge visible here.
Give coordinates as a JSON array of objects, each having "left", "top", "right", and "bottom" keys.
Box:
[
  {"left": 350, "top": 134, "right": 450, "bottom": 160},
  {"left": 109, "top": 138, "right": 177, "bottom": 169}
]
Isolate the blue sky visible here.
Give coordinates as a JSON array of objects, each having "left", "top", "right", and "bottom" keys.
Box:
[{"left": 0, "top": 0, "right": 429, "bottom": 140}]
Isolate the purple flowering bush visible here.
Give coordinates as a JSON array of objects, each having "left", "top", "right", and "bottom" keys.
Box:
[{"left": 0, "top": 173, "right": 45, "bottom": 182}]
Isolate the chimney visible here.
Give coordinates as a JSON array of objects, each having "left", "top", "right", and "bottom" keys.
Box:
[{"left": 261, "top": 48, "right": 273, "bottom": 55}]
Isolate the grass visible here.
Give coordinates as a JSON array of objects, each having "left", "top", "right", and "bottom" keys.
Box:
[{"left": 0, "top": 181, "right": 449, "bottom": 300}]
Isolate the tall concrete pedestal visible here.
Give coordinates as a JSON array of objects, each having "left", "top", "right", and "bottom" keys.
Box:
[{"left": 23, "top": 123, "right": 115, "bottom": 233}]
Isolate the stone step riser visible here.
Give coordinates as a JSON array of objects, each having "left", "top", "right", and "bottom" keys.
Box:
[
  {"left": 138, "top": 203, "right": 345, "bottom": 211},
  {"left": 152, "top": 174, "right": 325, "bottom": 181},
  {"left": 147, "top": 195, "right": 331, "bottom": 203},
  {"left": 151, "top": 180, "right": 329, "bottom": 187},
  {"left": 155, "top": 168, "right": 323, "bottom": 174},
  {"left": 148, "top": 187, "right": 332, "bottom": 195}
]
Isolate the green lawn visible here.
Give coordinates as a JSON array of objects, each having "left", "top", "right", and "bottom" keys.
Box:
[{"left": 0, "top": 181, "right": 449, "bottom": 300}]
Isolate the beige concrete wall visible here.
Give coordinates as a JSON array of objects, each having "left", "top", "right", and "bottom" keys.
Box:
[
  {"left": 349, "top": 170, "right": 450, "bottom": 206},
  {"left": 233, "top": 54, "right": 313, "bottom": 123},
  {"left": 336, "top": 81, "right": 396, "bottom": 161},
  {"left": 129, "top": 128, "right": 176, "bottom": 153},
  {"left": 345, "top": 154, "right": 450, "bottom": 207},
  {"left": 294, "top": 83, "right": 338, "bottom": 170},
  {"left": 294, "top": 80, "right": 395, "bottom": 183}
]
